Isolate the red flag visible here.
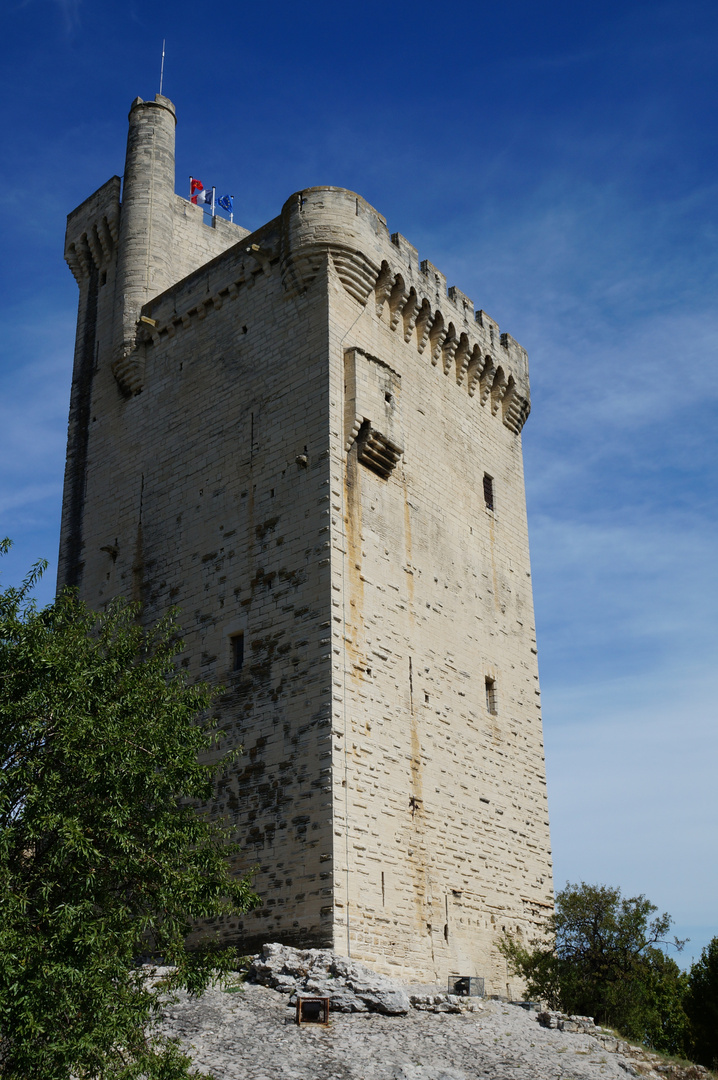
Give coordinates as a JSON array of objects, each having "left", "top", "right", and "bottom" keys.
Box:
[{"left": 190, "top": 177, "right": 204, "bottom": 203}]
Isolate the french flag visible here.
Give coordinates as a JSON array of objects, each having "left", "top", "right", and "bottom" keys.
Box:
[{"left": 190, "top": 177, "right": 211, "bottom": 205}]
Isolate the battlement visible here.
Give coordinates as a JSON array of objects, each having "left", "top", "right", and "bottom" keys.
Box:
[
  {"left": 372, "top": 246, "right": 530, "bottom": 434},
  {"left": 63, "top": 99, "right": 529, "bottom": 435},
  {"left": 137, "top": 186, "right": 530, "bottom": 434},
  {"left": 65, "top": 176, "right": 121, "bottom": 283},
  {"left": 138, "top": 214, "right": 281, "bottom": 337},
  {"left": 281, "top": 187, "right": 530, "bottom": 432}
]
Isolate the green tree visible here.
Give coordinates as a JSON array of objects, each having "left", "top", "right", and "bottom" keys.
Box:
[
  {"left": 686, "top": 937, "right": 718, "bottom": 1068},
  {"left": 500, "top": 881, "right": 689, "bottom": 1053},
  {"left": 0, "top": 541, "right": 259, "bottom": 1079},
  {"left": 638, "top": 946, "right": 691, "bottom": 1056}
]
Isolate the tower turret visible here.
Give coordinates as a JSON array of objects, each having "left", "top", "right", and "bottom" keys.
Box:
[
  {"left": 112, "top": 94, "right": 177, "bottom": 388},
  {"left": 59, "top": 94, "right": 247, "bottom": 588}
]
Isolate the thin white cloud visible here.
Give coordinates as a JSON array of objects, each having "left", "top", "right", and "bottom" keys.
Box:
[
  {"left": 7, "top": 0, "right": 82, "bottom": 32},
  {"left": 55, "top": 0, "right": 81, "bottom": 33},
  {"left": 0, "top": 484, "right": 63, "bottom": 515},
  {"left": 546, "top": 680, "right": 718, "bottom": 926}
]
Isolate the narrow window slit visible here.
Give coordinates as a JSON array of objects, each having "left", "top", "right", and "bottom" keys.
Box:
[
  {"left": 231, "top": 632, "right": 244, "bottom": 672},
  {"left": 485, "top": 676, "right": 497, "bottom": 715},
  {"left": 483, "top": 473, "right": 494, "bottom": 511}
]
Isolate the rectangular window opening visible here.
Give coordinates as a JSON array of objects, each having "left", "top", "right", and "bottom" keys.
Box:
[
  {"left": 485, "top": 676, "right": 497, "bottom": 715},
  {"left": 483, "top": 473, "right": 494, "bottom": 511},
  {"left": 231, "top": 632, "right": 245, "bottom": 672}
]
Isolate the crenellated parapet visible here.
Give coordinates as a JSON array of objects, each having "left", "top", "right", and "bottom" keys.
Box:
[
  {"left": 64, "top": 176, "right": 121, "bottom": 284},
  {"left": 135, "top": 218, "right": 282, "bottom": 362},
  {"left": 279, "top": 188, "right": 531, "bottom": 435},
  {"left": 279, "top": 194, "right": 379, "bottom": 304},
  {"left": 132, "top": 186, "right": 530, "bottom": 434}
]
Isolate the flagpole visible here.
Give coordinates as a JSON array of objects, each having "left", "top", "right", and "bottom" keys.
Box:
[
  {"left": 211, "top": 186, "right": 216, "bottom": 220},
  {"left": 230, "top": 196, "right": 234, "bottom": 224},
  {"left": 159, "top": 39, "right": 166, "bottom": 96}
]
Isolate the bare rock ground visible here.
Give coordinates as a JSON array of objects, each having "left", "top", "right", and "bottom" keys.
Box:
[
  {"left": 159, "top": 985, "right": 634, "bottom": 1080},
  {"left": 153, "top": 946, "right": 712, "bottom": 1080}
]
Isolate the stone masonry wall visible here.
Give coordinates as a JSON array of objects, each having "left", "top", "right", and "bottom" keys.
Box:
[
  {"left": 285, "top": 188, "right": 554, "bottom": 991},
  {"left": 170, "top": 195, "right": 249, "bottom": 284},
  {"left": 67, "top": 215, "right": 338, "bottom": 951},
  {"left": 60, "top": 99, "right": 552, "bottom": 992}
]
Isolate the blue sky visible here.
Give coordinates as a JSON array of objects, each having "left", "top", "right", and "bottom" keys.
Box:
[{"left": 2, "top": 0, "right": 716, "bottom": 966}]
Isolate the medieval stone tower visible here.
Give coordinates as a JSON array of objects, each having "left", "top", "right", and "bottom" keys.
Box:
[{"left": 60, "top": 93, "right": 553, "bottom": 992}]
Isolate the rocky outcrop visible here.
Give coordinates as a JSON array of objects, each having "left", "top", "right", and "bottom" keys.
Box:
[
  {"left": 409, "top": 992, "right": 484, "bottom": 1014},
  {"left": 153, "top": 954, "right": 712, "bottom": 1080},
  {"left": 247, "top": 943, "right": 488, "bottom": 1017},
  {"left": 158, "top": 986, "right": 651, "bottom": 1079},
  {"left": 247, "top": 943, "right": 412, "bottom": 1014},
  {"left": 536, "top": 1011, "right": 713, "bottom": 1080},
  {"left": 538, "top": 1010, "right": 605, "bottom": 1034}
]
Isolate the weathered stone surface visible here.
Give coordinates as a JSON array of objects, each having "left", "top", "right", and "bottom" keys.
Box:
[
  {"left": 533, "top": 1011, "right": 714, "bottom": 1080},
  {"left": 155, "top": 983, "right": 665, "bottom": 1080},
  {"left": 248, "top": 943, "right": 411, "bottom": 1014},
  {"left": 538, "top": 1009, "right": 602, "bottom": 1033},
  {"left": 410, "top": 992, "right": 482, "bottom": 1014}
]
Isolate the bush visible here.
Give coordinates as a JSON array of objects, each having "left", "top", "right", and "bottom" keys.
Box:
[
  {"left": 0, "top": 541, "right": 260, "bottom": 1078},
  {"left": 500, "top": 881, "right": 689, "bottom": 1054},
  {"left": 686, "top": 937, "right": 718, "bottom": 1068}
]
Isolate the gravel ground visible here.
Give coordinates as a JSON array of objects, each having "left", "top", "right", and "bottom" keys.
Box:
[{"left": 158, "top": 983, "right": 635, "bottom": 1080}]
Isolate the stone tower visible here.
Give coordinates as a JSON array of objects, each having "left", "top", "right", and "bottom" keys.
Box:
[{"left": 60, "top": 94, "right": 553, "bottom": 992}]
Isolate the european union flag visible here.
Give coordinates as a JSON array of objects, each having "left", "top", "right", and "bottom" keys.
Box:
[{"left": 218, "top": 194, "right": 233, "bottom": 213}]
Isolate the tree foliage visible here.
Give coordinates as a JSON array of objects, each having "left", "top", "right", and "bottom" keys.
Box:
[
  {"left": 685, "top": 937, "right": 718, "bottom": 1068},
  {"left": 500, "top": 881, "right": 689, "bottom": 1053},
  {"left": 0, "top": 541, "right": 259, "bottom": 1078}
]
